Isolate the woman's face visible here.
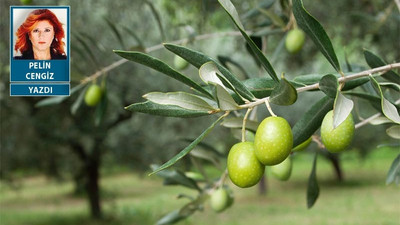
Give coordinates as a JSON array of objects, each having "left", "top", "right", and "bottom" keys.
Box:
[{"left": 29, "top": 20, "right": 54, "bottom": 52}]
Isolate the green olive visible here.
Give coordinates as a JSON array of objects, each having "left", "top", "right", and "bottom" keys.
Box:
[
  {"left": 270, "top": 156, "right": 292, "bottom": 181},
  {"left": 227, "top": 142, "right": 264, "bottom": 188},
  {"left": 254, "top": 117, "right": 293, "bottom": 165},
  {"left": 321, "top": 110, "right": 355, "bottom": 153},
  {"left": 292, "top": 137, "right": 312, "bottom": 152},
  {"left": 285, "top": 29, "right": 306, "bottom": 54},
  {"left": 174, "top": 55, "right": 189, "bottom": 71},
  {"left": 84, "top": 84, "right": 103, "bottom": 107},
  {"left": 210, "top": 188, "right": 229, "bottom": 213}
]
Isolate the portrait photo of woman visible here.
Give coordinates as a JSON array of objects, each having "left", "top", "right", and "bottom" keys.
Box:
[{"left": 14, "top": 9, "right": 67, "bottom": 60}]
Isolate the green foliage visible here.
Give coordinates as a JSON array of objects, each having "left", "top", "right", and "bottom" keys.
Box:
[
  {"left": 2, "top": 0, "right": 399, "bottom": 223},
  {"left": 292, "top": 96, "right": 333, "bottom": 147},
  {"left": 307, "top": 152, "right": 319, "bottom": 209},
  {"left": 292, "top": 0, "right": 341, "bottom": 72},
  {"left": 218, "top": 0, "right": 279, "bottom": 82}
]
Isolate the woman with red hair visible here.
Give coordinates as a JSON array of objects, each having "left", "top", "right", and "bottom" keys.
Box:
[{"left": 14, "top": 9, "right": 66, "bottom": 60}]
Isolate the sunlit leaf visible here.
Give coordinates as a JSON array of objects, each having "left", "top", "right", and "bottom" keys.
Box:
[
  {"left": 333, "top": 92, "right": 354, "bottom": 129},
  {"left": 164, "top": 44, "right": 255, "bottom": 101},
  {"left": 218, "top": 0, "right": 279, "bottom": 82},
  {"left": 307, "top": 152, "right": 319, "bottom": 208},
  {"left": 292, "top": 0, "right": 341, "bottom": 72},
  {"left": 369, "top": 116, "right": 393, "bottom": 125},
  {"left": 221, "top": 117, "right": 259, "bottom": 132},
  {"left": 149, "top": 115, "right": 226, "bottom": 175},
  {"left": 386, "top": 125, "right": 400, "bottom": 139},
  {"left": 215, "top": 84, "right": 239, "bottom": 110},
  {"left": 143, "top": 92, "right": 216, "bottom": 111},
  {"left": 114, "top": 50, "right": 213, "bottom": 99},
  {"left": 370, "top": 76, "right": 400, "bottom": 124},
  {"left": 386, "top": 154, "right": 400, "bottom": 185},
  {"left": 125, "top": 101, "right": 211, "bottom": 118},
  {"left": 199, "top": 62, "right": 228, "bottom": 89}
]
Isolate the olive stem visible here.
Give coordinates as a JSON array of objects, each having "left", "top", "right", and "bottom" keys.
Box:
[
  {"left": 214, "top": 169, "right": 228, "bottom": 190},
  {"left": 265, "top": 100, "right": 277, "bottom": 117},
  {"left": 311, "top": 135, "right": 325, "bottom": 149},
  {"left": 242, "top": 107, "right": 253, "bottom": 142},
  {"left": 242, "top": 62, "right": 400, "bottom": 109},
  {"left": 354, "top": 112, "right": 382, "bottom": 129}
]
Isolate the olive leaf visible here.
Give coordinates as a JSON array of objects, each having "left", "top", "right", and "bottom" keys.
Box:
[
  {"left": 221, "top": 117, "right": 259, "bottom": 132},
  {"left": 319, "top": 74, "right": 338, "bottom": 98},
  {"left": 143, "top": 92, "right": 217, "bottom": 111},
  {"left": 386, "top": 125, "right": 400, "bottom": 139},
  {"left": 164, "top": 44, "right": 256, "bottom": 101},
  {"left": 150, "top": 165, "right": 201, "bottom": 191},
  {"left": 332, "top": 92, "right": 354, "bottom": 129},
  {"left": 199, "top": 62, "right": 245, "bottom": 106},
  {"left": 364, "top": 49, "right": 400, "bottom": 83},
  {"left": 70, "top": 85, "right": 87, "bottom": 115},
  {"left": 386, "top": 154, "right": 400, "bottom": 185},
  {"left": 215, "top": 84, "right": 240, "bottom": 110},
  {"left": 157, "top": 210, "right": 186, "bottom": 225},
  {"left": 269, "top": 77, "right": 298, "bottom": 105},
  {"left": 243, "top": 77, "right": 276, "bottom": 98},
  {"left": 369, "top": 116, "right": 392, "bottom": 125},
  {"left": 198, "top": 62, "right": 229, "bottom": 90},
  {"left": 113, "top": 50, "right": 213, "bottom": 99},
  {"left": 292, "top": 96, "right": 334, "bottom": 146},
  {"left": 369, "top": 76, "right": 400, "bottom": 124},
  {"left": 35, "top": 83, "right": 85, "bottom": 107},
  {"left": 218, "top": 55, "right": 251, "bottom": 79},
  {"left": 125, "top": 101, "right": 210, "bottom": 118},
  {"left": 292, "top": 0, "right": 341, "bottom": 72},
  {"left": 307, "top": 152, "right": 319, "bottom": 209},
  {"left": 218, "top": 0, "right": 279, "bottom": 83},
  {"left": 149, "top": 114, "right": 227, "bottom": 175}
]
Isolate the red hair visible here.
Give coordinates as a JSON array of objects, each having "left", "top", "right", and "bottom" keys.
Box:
[{"left": 15, "top": 9, "right": 65, "bottom": 56}]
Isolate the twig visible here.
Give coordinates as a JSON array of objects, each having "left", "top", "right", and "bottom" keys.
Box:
[
  {"left": 355, "top": 112, "right": 382, "bottom": 129},
  {"left": 80, "top": 31, "right": 244, "bottom": 84},
  {"left": 265, "top": 100, "right": 277, "bottom": 117},
  {"left": 242, "top": 108, "right": 253, "bottom": 142}
]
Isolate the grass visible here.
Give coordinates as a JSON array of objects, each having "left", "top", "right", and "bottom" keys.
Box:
[{"left": 0, "top": 147, "right": 399, "bottom": 225}]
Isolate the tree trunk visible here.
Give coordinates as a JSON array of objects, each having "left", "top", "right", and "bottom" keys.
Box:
[
  {"left": 258, "top": 174, "right": 267, "bottom": 195},
  {"left": 86, "top": 156, "right": 102, "bottom": 219}
]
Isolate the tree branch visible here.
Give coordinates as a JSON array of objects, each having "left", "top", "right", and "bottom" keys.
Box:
[
  {"left": 80, "top": 31, "right": 245, "bottom": 85},
  {"left": 242, "top": 62, "right": 400, "bottom": 109}
]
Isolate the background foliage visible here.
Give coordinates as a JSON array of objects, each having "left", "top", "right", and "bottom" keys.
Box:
[{"left": 0, "top": 0, "right": 399, "bottom": 224}]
